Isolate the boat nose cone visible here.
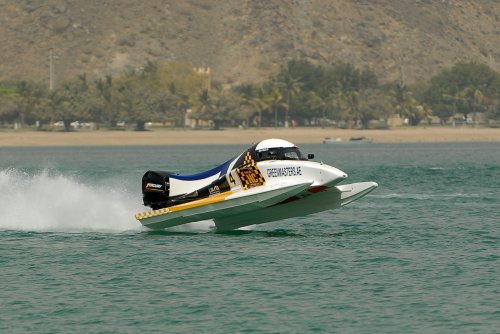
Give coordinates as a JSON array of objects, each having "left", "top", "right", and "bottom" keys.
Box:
[{"left": 321, "top": 165, "right": 348, "bottom": 186}]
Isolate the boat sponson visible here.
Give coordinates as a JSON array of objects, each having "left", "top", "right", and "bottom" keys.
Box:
[{"left": 135, "top": 181, "right": 313, "bottom": 230}]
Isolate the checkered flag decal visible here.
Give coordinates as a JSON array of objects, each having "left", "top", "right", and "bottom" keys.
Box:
[
  {"left": 237, "top": 152, "right": 265, "bottom": 189},
  {"left": 243, "top": 152, "right": 255, "bottom": 166}
]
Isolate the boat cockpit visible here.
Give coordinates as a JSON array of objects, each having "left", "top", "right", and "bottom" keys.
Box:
[{"left": 255, "top": 146, "right": 310, "bottom": 161}]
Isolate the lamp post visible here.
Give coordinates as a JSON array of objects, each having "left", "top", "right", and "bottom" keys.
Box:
[
  {"left": 49, "top": 49, "right": 59, "bottom": 91},
  {"left": 48, "top": 49, "right": 59, "bottom": 129}
]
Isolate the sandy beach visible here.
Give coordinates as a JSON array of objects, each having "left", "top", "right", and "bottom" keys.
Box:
[{"left": 1, "top": 127, "right": 499, "bottom": 147}]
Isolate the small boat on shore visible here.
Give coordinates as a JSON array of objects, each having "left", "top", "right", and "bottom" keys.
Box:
[{"left": 323, "top": 136, "right": 373, "bottom": 144}]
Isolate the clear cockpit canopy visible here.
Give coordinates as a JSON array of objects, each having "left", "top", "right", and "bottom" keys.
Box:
[
  {"left": 253, "top": 139, "right": 307, "bottom": 161},
  {"left": 255, "top": 147, "right": 306, "bottom": 161}
]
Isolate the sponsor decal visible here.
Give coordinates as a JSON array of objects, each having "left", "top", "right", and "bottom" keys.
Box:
[
  {"left": 145, "top": 182, "right": 163, "bottom": 191},
  {"left": 266, "top": 166, "right": 302, "bottom": 178},
  {"left": 209, "top": 185, "right": 220, "bottom": 196},
  {"left": 237, "top": 165, "right": 265, "bottom": 189}
]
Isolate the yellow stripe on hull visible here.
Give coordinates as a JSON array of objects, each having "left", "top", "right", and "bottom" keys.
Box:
[{"left": 134, "top": 191, "right": 233, "bottom": 221}]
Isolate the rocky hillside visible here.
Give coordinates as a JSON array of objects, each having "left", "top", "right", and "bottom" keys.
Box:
[{"left": 1, "top": 0, "right": 498, "bottom": 87}]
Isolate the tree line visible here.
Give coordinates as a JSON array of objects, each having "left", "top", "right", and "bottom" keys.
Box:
[{"left": 0, "top": 60, "right": 499, "bottom": 131}]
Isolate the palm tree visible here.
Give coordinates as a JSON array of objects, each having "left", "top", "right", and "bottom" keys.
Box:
[
  {"left": 14, "top": 81, "right": 36, "bottom": 128},
  {"left": 485, "top": 97, "right": 500, "bottom": 123},
  {"left": 343, "top": 90, "right": 360, "bottom": 128},
  {"left": 115, "top": 72, "right": 162, "bottom": 131},
  {"left": 215, "top": 89, "right": 242, "bottom": 128},
  {"left": 356, "top": 89, "right": 391, "bottom": 128},
  {"left": 473, "top": 88, "right": 483, "bottom": 126},
  {"left": 166, "top": 82, "right": 191, "bottom": 127},
  {"left": 265, "top": 86, "right": 287, "bottom": 128},
  {"left": 392, "top": 83, "right": 418, "bottom": 125},
  {"left": 193, "top": 89, "right": 216, "bottom": 128},
  {"left": 0, "top": 94, "right": 18, "bottom": 125},
  {"left": 305, "top": 91, "right": 326, "bottom": 126},
  {"left": 277, "top": 73, "right": 301, "bottom": 127},
  {"left": 95, "top": 75, "right": 115, "bottom": 127},
  {"left": 422, "top": 105, "right": 433, "bottom": 128},
  {"left": 326, "top": 86, "right": 345, "bottom": 123},
  {"left": 57, "top": 74, "right": 93, "bottom": 131},
  {"left": 253, "top": 87, "right": 269, "bottom": 127},
  {"left": 236, "top": 85, "right": 269, "bottom": 127},
  {"left": 444, "top": 87, "right": 479, "bottom": 125}
]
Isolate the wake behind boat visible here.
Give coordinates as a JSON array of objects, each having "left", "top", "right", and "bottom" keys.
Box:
[{"left": 135, "top": 139, "right": 377, "bottom": 230}]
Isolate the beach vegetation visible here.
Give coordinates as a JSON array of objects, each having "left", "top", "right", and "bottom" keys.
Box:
[
  {"left": 0, "top": 60, "right": 498, "bottom": 130},
  {"left": 421, "top": 62, "right": 500, "bottom": 124}
]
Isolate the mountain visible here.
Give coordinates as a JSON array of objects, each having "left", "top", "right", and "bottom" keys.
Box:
[{"left": 1, "top": 0, "right": 498, "bottom": 87}]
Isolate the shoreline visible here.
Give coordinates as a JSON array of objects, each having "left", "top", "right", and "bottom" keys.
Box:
[{"left": 1, "top": 127, "right": 500, "bottom": 147}]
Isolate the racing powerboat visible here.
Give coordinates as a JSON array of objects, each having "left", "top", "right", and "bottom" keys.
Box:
[{"left": 135, "top": 139, "right": 377, "bottom": 230}]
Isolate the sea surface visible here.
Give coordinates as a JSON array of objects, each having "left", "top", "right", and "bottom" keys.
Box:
[{"left": 0, "top": 142, "right": 499, "bottom": 333}]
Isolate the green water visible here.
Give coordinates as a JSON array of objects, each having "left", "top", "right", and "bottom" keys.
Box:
[{"left": 1, "top": 142, "right": 499, "bottom": 333}]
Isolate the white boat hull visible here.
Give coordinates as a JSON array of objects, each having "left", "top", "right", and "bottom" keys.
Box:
[
  {"left": 214, "top": 181, "right": 377, "bottom": 230},
  {"left": 136, "top": 181, "right": 313, "bottom": 230},
  {"left": 136, "top": 181, "right": 377, "bottom": 231}
]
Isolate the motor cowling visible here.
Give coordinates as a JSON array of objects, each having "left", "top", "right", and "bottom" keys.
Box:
[{"left": 142, "top": 171, "right": 171, "bottom": 210}]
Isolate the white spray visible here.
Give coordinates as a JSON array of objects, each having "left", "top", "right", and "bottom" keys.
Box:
[{"left": 0, "top": 169, "right": 144, "bottom": 233}]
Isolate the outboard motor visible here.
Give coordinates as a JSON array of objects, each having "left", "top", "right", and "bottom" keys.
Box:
[{"left": 142, "top": 171, "right": 171, "bottom": 210}]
